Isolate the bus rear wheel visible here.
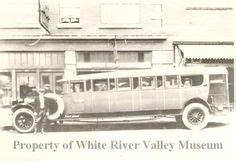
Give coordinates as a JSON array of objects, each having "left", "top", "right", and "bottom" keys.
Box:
[{"left": 182, "top": 103, "right": 209, "bottom": 130}]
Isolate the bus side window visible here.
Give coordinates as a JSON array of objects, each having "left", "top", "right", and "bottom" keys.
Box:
[
  {"left": 181, "top": 75, "right": 203, "bottom": 87},
  {"left": 157, "top": 76, "right": 163, "bottom": 88},
  {"left": 141, "top": 76, "right": 155, "bottom": 89},
  {"left": 86, "top": 80, "right": 92, "bottom": 91},
  {"left": 181, "top": 77, "right": 192, "bottom": 87},
  {"left": 133, "top": 77, "right": 139, "bottom": 90},
  {"left": 165, "top": 75, "right": 178, "bottom": 88},
  {"left": 109, "top": 78, "right": 115, "bottom": 90},
  {"left": 117, "top": 78, "right": 131, "bottom": 90},
  {"left": 93, "top": 79, "right": 108, "bottom": 91},
  {"left": 73, "top": 82, "right": 84, "bottom": 93}
]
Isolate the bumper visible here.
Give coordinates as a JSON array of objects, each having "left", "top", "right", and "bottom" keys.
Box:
[{"left": 211, "top": 105, "right": 233, "bottom": 116}]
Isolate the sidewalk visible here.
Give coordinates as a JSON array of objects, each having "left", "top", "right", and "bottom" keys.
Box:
[{"left": 0, "top": 107, "right": 13, "bottom": 128}]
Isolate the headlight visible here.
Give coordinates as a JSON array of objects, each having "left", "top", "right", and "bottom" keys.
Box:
[{"left": 24, "top": 97, "right": 34, "bottom": 104}]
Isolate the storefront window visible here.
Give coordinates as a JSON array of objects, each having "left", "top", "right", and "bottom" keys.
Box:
[
  {"left": 0, "top": 73, "right": 12, "bottom": 107},
  {"left": 55, "top": 75, "right": 63, "bottom": 94},
  {"left": 17, "top": 73, "right": 36, "bottom": 99}
]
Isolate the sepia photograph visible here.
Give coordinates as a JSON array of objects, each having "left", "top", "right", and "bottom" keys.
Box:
[{"left": 0, "top": 0, "right": 235, "bottom": 161}]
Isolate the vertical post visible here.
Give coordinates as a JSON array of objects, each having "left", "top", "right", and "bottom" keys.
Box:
[
  {"left": 64, "top": 50, "right": 77, "bottom": 79},
  {"left": 173, "top": 44, "right": 176, "bottom": 67},
  {"left": 11, "top": 69, "right": 16, "bottom": 99},
  {"left": 36, "top": 69, "right": 40, "bottom": 90},
  {"left": 234, "top": 58, "right": 236, "bottom": 109},
  {"left": 113, "top": 36, "right": 118, "bottom": 63}
]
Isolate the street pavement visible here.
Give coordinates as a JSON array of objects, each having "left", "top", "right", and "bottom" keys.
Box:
[
  {"left": 0, "top": 112, "right": 235, "bottom": 161},
  {"left": 1, "top": 111, "right": 235, "bottom": 133}
]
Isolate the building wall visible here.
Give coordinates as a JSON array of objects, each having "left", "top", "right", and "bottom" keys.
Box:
[
  {"left": 0, "top": 0, "right": 233, "bottom": 39},
  {"left": 0, "top": 0, "right": 165, "bottom": 35},
  {"left": 0, "top": 0, "right": 43, "bottom": 35},
  {"left": 0, "top": 0, "right": 232, "bottom": 65},
  {"left": 165, "top": 0, "right": 233, "bottom": 42},
  {"left": 47, "top": 0, "right": 164, "bottom": 35}
]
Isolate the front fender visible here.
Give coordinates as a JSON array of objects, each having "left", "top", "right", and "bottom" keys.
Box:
[{"left": 11, "top": 103, "right": 34, "bottom": 113}]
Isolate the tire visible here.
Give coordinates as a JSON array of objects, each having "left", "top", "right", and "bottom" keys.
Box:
[
  {"left": 12, "top": 108, "right": 35, "bottom": 133},
  {"left": 182, "top": 103, "right": 209, "bottom": 130},
  {"left": 44, "top": 93, "right": 64, "bottom": 121}
]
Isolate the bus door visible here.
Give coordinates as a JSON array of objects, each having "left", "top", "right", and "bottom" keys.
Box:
[
  {"left": 111, "top": 78, "right": 133, "bottom": 112},
  {"left": 139, "top": 76, "right": 158, "bottom": 111},
  {"left": 64, "top": 81, "right": 85, "bottom": 114},
  {"left": 164, "top": 75, "right": 181, "bottom": 109},
  {"left": 209, "top": 74, "right": 229, "bottom": 107},
  {"left": 91, "top": 79, "right": 109, "bottom": 113}
]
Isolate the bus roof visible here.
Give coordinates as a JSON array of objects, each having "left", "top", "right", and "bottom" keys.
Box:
[{"left": 58, "top": 66, "right": 228, "bottom": 82}]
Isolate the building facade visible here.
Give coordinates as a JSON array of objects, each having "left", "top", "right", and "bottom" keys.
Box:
[{"left": 0, "top": 0, "right": 234, "bottom": 107}]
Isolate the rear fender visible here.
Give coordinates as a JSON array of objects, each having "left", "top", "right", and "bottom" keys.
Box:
[{"left": 180, "top": 98, "right": 211, "bottom": 115}]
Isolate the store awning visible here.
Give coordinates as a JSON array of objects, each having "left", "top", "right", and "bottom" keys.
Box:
[{"left": 178, "top": 45, "right": 235, "bottom": 59}]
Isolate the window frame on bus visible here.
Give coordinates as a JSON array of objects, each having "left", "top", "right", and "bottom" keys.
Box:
[
  {"left": 164, "top": 75, "right": 179, "bottom": 89},
  {"left": 64, "top": 81, "right": 71, "bottom": 93},
  {"left": 117, "top": 77, "right": 132, "bottom": 91},
  {"left": 71, "top": 80, "right": 85, "bottom": 93},
  {"left": 180, "top": 74, "right": 204, "bottom": 88},
  {"left": 108, "top": 78, "right": 116, "bottom": 91},
  {"left": 92, "top": 78, "right": 109, "bottom": 92},
  {"left": 85, "top": 79, "right": 92, "bottom": 92},
  {"left": 140, "top": 76, "right": 156, "bottom": 90},
  {"left": 156, "top": 75, "right": 164, "bottom": 89},
  {"left": 132, "top": 77, "right": 140, "bottom": 90}
]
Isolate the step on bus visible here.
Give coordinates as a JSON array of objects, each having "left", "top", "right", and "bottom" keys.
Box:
[{"left": 11, "top": 66, "right": 232, "bottom": 133}]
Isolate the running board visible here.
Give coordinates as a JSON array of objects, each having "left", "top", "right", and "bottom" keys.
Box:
[{"left": 58, "top": 115, "right": 164, "bottom": 123}]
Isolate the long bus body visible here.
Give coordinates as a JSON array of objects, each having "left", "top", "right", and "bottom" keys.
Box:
[
  {"left": 11, "top": 66, "right": 232, "bottom": 132},
  {"left": 61, "top": 66, "right": 229, "bottom": 113}
]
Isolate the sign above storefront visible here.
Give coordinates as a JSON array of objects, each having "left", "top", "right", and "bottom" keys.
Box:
[
  {"left": 178, "top": 45, "right": 235, "bottom": 59},
  {"left": 39, "top": 0, "right": 50, "bottom": 34}
]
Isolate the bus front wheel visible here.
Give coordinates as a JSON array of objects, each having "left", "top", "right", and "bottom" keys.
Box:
[
  {"left": 182, "top": 103, "right": 209, "bottom": 130},
  {"left": 12, "top": 108, "right": 35, "bottom": 133}
]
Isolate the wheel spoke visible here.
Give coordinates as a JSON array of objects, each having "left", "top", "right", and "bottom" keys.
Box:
[
  {"left": 16, "top": 112, "right": 34, "bottom": 130},
  {"left": 187, "top": 109, "right": 205, "bottom": 125}
]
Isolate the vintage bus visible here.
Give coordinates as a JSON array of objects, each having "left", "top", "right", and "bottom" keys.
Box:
[{"left": 11, "top": 66, "right": 232, "bottom": 132}]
